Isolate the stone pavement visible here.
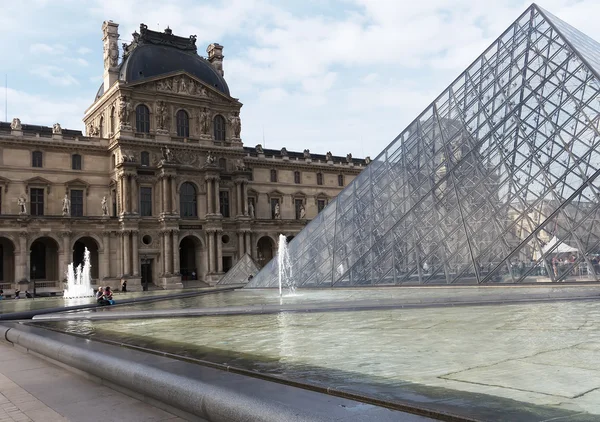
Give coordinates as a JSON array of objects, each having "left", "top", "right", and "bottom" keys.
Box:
[{"left": 0, "top": 342, "right": 185, "bottom": 422}]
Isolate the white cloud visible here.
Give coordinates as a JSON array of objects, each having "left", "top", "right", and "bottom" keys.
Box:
[
  {"left": 77, "top": 47, "right": 92, "bottom": 55},
  {"left": 30, "top": 43, "right": 66, "bottom": 54},
  {"left": 30, "top": 66, "right": 79, "bottom": 87}
]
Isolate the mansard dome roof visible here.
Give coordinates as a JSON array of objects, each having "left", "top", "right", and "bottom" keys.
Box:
[{"left": 96, "top": 24, "right": 229, "bottom": 100}]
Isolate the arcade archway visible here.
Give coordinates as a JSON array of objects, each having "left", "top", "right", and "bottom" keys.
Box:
[
  {"left": 30, "top": 237, "right": 59, "bottom": 281},
  {"left": 73, "top": 237, "right": 100, "bottom": 280},
  {"left": 180, "top": 236, "right": 203, "bottom": 280},
  {"left": 0, "top": 237, "right": 15, "bottom": 284},
  {"left": 257, "top": 236, "right": 275, "bottom": 267}
]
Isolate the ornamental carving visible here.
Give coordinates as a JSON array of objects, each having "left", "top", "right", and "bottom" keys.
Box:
[
  {"left": 255, "top": 144, "right": 264, "bottom": 154},
  {"left": 198, "top": 107, "right": 211, "bottom": 135},
  {"left": 10, "top": 118, "right": 21, "bottom": 130},
  {"left": 118, "top": 96, "right": 132, "bottom": 127},
  {"left": 156, "top": 75, "right": 210, "bottom": 98},
  {"left": 52, "top": 123, "right": 62, "bottom": 134},
  {"left": 326, "top": 151, "right": 333, "bottom": 161},
  {"left": 230, "top": 111, "right": 241, "bottom": 138},
  {"left": 156, "top": 101, "right": 169, "bottom": 131},
  {"left": 173, "top": 149, "right": 200, "bottom": 167}
]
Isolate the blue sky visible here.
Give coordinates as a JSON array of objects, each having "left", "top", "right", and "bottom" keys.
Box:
[{"left": 1, "top": 0, "right": 600, "bottom": 157}]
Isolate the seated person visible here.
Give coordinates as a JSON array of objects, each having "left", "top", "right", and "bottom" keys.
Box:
[
  {"left": 103, "top": 286, "right": 115, "bottom": 305},
  {"left": 0, "top": 289, "right": 4, "bottom": 300},
  {"left": 14, "top": 290, "right": 20, "bottom": 299},
  {"left": 25, "top": 291, "right": 32, "bottom": 298},
  {"left": 96, "top": 286, "right": 109, "bottom": 306}
]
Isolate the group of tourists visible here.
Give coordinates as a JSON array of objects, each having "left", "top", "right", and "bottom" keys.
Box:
[
  {"left": 96, "top": 286, "right": 115, "bottom": 306},
  {"left": 0, "top": 289, "right": 33, "bottom": 300}
]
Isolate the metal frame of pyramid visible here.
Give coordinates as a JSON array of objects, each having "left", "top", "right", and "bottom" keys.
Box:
[
  {"left": 248, "top": 3, "right": 600, "bottom": 287},
  {"left": 218, "top": 254, "right": 261, "bottom": 285}
]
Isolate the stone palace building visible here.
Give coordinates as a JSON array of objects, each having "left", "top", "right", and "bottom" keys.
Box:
[{"left": 0, "top": 22, "right": 366, "bottom": 293}]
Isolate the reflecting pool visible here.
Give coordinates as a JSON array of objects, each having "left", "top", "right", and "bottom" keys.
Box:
[{"left": 34, "top": 291, "right": 600, "bottom": 421}]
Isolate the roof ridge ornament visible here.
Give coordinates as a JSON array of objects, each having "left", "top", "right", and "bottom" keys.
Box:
[{"left": 126, "top": 22, "right": 197, "bottom": 54}]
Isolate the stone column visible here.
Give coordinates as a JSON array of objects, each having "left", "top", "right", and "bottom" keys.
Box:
[
  {"left": 119, "top": 174, "right": 124, "bottom": 214},
  {"left": 123, "top": 231, "right": 130, "bottom": 276},
  {"left": 236, "top": 182, "right": 242, "bottom": 216},
  {"left": 132, "top": 231, "right": 139, "bottom": 276},
  {"left": 161, "top": 176, "right": 168, "bottom": 214},
  {"left": 131, "top": 175, "right": 139, "bottom": 214},
  {"left": 171, "top": 177, "right": 177, "bottom": 215},
  {"left": 60, "top": 232, "right": 71, "bottom": 283},
  {"left": 238, "top": 232, "right": 244, "bottom": 256},
  {"left": 102, "top": 232, "right": 110, "bottom": 279},
  {"left": 165, "top": 230, "right": 172, "bottom": 274},
  {"left": 206, "top": 178, "right": 213, "bottom": 215},
  {"left": 216, "top": 231, "right": 223, "bottom": 273},
  {"left": 245, "top": 232, "right": 251, "bottom": 257},
  {"left": 16, "top": 232, "right": 27, "bottom": 282},
  {"left": 118, "top": 232, "right": 123, "bottom": 276},
  {"left": 172, "top": 230, "right": 180, "bottom": 275},
  {"left": 124, "top": 175, "right": 131, "bottom": 214},
  {"left": 214, "top": 178, "right": 220, "bottom": 215},
  {"left": 207, "top": 230, "right": 215, "bottom": 273},
  {"left": 242, "top": 182, "right": 248, "bottom": 215}
]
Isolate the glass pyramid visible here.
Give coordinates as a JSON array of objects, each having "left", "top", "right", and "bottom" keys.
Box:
[
  {"left": 248, "top": 4, "right": 600, "bottom": 287},
  {"left": 218, "top": 254, "right": 261, "bottom": 285}
]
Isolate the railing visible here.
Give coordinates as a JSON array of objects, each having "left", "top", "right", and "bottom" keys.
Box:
[
  {"left": 0, "top": 283, "right": 12, "bottom": 290},
  {"left": 34, "top": 281, "right": 57, "bottom": 288}
]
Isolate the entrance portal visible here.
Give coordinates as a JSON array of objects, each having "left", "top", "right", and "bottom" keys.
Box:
[
  {"left": 30, "top": 237, "right": 59, "bottom": 281},
  {"left": 257, "top": 236, "right": 275, "bottom": 267},
  {"left": 0, "top": 237, "right": 15, "bottom": 284},
  {"left": 180, "top": 236, "right": 202, "bottom": 280},
  {"left": 73, "top": 237, "right": 99, "bottom": 280}
]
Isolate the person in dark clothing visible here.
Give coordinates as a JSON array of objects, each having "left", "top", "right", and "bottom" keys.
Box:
[
  {"left": 96, "top": 287, "right": 109, "bottom": 306},
  {"left": 25, "top": 291, "right": 32, "bottom": 298},
  {"left": 103, "top": 286, "right": 115, "bottom": 305},
  {"left": 121, "top": 279, "right": 127, "bottom": 293}
]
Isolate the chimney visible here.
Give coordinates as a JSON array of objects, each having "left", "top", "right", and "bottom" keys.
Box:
[
  {"left": 207, "top": 43, "right": 224, "bottom": 77},
  {"left": 102, "top": 21, "right": 120, "bottom": 93}
]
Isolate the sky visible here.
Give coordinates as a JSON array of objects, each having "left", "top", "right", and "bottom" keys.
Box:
[{"left": 1, "top": 0, "right": 600, "bottom": 158}]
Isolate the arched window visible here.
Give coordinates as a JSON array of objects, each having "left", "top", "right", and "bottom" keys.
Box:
[
  {"left": 135, "top": 104, "right": 150, "bottom": 133},
  {"left": 338, "top": 174, "right": 344, "bottom": 186},
  {"left": 110, "top": 107, "right": 115, "bottom": 135},
  {"left": 213, "top": 115, "right": 226, "bottom": 141},
  {"left": 32, "top": 151, "right": 43, "bottom": 168},
  {"left": 270, "top": 169, "right": 277, "bottom": 183},
  {"left": 72, "top": 154, "right": 82, "bottom": 170},
  {"left": 317, "top": 172, "right": 323, "bottom": 186},
  {"left": 99, "top": 116, "right": 104, "bottom": 138},
  {"left": 141, "top": 151, "right": 150, "bottom": 166},
  {"left": 180, "top": 182, "right": 197, "bottom": 218},
  {"left": 176, "top": 110, "right": 189, "bottom": 137}
]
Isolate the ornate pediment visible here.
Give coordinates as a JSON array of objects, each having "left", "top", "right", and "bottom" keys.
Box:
[
  {"left": 24, "top": 176, "right": 52, "bottom": 194},
  {"left": 130, "top": 72, "right": 239, "bottom": 104},
  {"left": 64, "top": 178, "right": 90, "bottom": 196}
]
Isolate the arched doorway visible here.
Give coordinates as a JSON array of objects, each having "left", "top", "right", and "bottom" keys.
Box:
[
  {"left": 73, "top": 237, "right": 100, "bottom": 280},
  {"left": 257, "top": 236, "right": 275, "bottom": 267},
  {"left": 30, "top": 237, "right": 59, "bottom": 281},
  {"left": 180, "top": 236, "right": 202, "bottom": 280},
  {"left": 286, "top": 235, "right": 295, "bottom": 243},
  {"left": 0, "top": 237, "right": 15, "bottom": 284}
]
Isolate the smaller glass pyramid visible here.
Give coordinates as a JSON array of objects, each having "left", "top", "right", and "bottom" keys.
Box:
[
  {"left": 248, "top": 4, "right": 600, "bottom": 288},
  {"left": 218, "top": 254, "right": 261, "bottom": 285}
]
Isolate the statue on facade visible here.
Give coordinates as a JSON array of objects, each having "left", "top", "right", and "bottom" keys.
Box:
[
  {"left": 248, "top": 201, "right": 255, "bottom": 218},
  {"left": 365, "top": 156, "right": 372, "bottom": 164},
  {"left": 178, "top": 76, "right": 187, "bottom": 94},
  {"left": 303, "top": 149, "right": 311, "bottom": 159},
  {"left": 156, "top": 101, "right": 169, "bottom": 130},
  {"left": 197, "top": 84, "right": 208, "bottom": 97},
  {"left": 234, "top": 159, "right": 246, "bottom": 171},
  {"left": 101, "top": 196, "right": 109, "bottom": 216},
  {"left": 122, "top": 152, "right": 135, "bottom": 163},
  {"left": 118, "top": 96, "right": 131, "bottom": 127},
  {"left": 299, "top": 204, "right": 306, "bottom": 219},
  {"left": 18, "top": 196, "right": 27, "bottom": 215},
  {"left": 280, "top": 147, "right": 288, "bottom": 157},
  {"left": 10, "top": 118, "right": 21, "bottom": 131},
  {"left": 62, "top": 194, "right": 71, "bottom": 216},
  {"left": 89, "top": 125, "right": 100, "bottom": 137},
  {"left": 255, "top": 144, "right": 264, "bottom": 154},
  {"left": 157, "top": 78, "right": 173, "bottom": 92},
  {"left": 206, "top": 152, "right": 216, "bottom": 165},
  {"left": 230, "top": 112, "right": 241, "bottom": 138},
  {"left": 274, "top": 203, "right": 281, "bottom": 219},
  {"left": 199, "top": 107, "right": 210, "bottom": 135},
  {"left": 346, "top": 153, "right": 353, "bottom": 163},
  {"left": 52, "top": 123, "right": 62, "bottom": 134},
  {"left": 161, "top": 145, "right": 174, "bottom": 162},
  {"left": 325, "top": 151, "right": 333, "bottom": 161}
]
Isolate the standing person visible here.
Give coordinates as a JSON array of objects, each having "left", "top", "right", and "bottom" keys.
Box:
[{"left": 121, "top": 279, "right": 127, "bottom": 293}]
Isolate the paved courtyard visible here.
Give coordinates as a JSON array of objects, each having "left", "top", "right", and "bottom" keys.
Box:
[{"left": 0, "top": 342, "right": 184, "bottom": 422}]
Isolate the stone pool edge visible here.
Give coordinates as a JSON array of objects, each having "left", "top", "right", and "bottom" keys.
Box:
[{"left": 0, "top": 323, "right": 460, "bottom": 422}]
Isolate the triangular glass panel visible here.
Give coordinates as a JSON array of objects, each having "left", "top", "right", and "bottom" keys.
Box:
[
  {"left": 247, "top": 4, "right": 600, "bottom": 288},
  {"left": 217, "top": 254, "right": 261, "bottom": 285}
]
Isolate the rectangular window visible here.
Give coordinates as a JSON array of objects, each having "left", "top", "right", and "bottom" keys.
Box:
[
  {"left": 30, "top": 188, "right": 44, "bottom": 216},
  {"left": 317, "top": 173, "right": 323, "bottom": 186},
  {"left": 271, "top": 198, "right": 280, "bottom": 219},
  {"left": 270, "top": 169, "right": 277, "bottom": 183},
  {"left": 295, "top": 199, "right": 303, "bottom": 219},
  {"left": 32, "top": 151, "right": 43, "bottom": 168},
  {"left": 72, "top": 154, "right": 82, "bottom": 170},
  {"left": 338, "top": 174, "right": 344, "bottom": 186},
  {"left": 140, "top": 187, "right": 152, "bottom": 216},
  {"left": 70, "top": 189, "right": 83, "bottom": 217},
  {"left": 317, "top": 199, "right": 326, "bottom": 213},
  {"left": 219, "top": 190, "right": 230, "bottom": 217},
  {"left": 294, "top": 171, "right": 301, "bottom": 184}
]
